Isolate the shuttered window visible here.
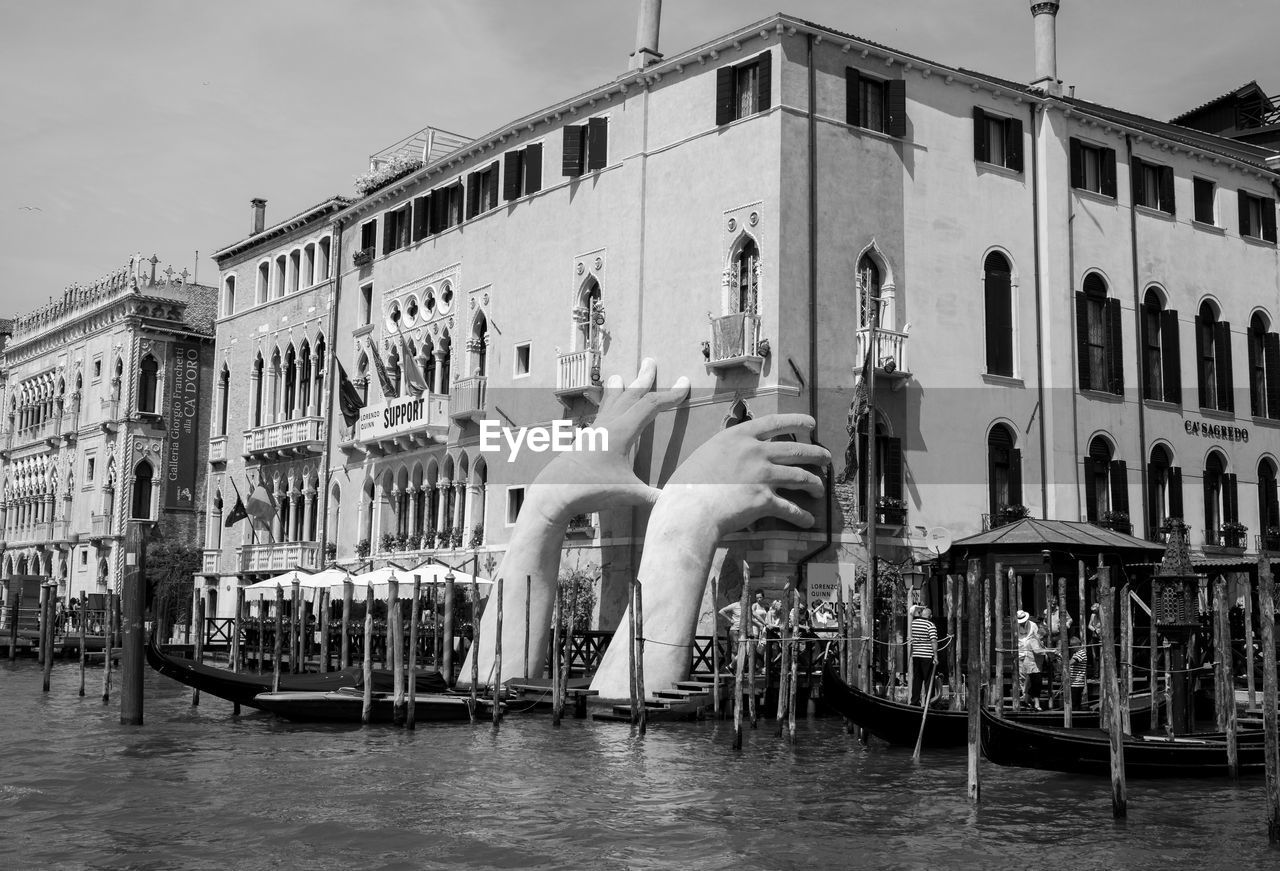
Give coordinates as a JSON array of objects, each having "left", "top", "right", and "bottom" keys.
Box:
[
  {"left": 1075, "top": 274, "right": 1123, "bottom": 394},
  {"left": 562, "top": 120, "right": 608, "bottom": 177},
  {"left": 1147, "top": 446, "right": 1181, "bottom": 538},
  {"left": 1139, "top": 289, "right": 1179, "bottom": 403},
  {"left": 987, "top": 424, "right": 1022, "bottom": 518},
  {"left": 1069, "top": 138, "right": 1117, "bottom": 197},
  {"left": 1083, "top": 436, "right": 1113, "bottom": 523},
  {"left": 715, "top": 52, "right": 772, "bottom": 126},
  {"left": 855, "top": 421, "right": 903, "bottom": 521},
  {"left": 1193, "top": 177, "right": 1216, "bottom": 225},
  {"left": 847, "top": 68, "right": 906, "bottom": 137},
  {"left": 503, "top": 144, "right": 543, "bottom": 202},
  {"left": 1238, "top": 189, "right": 1278, "bottom": 242},
  {"left": 1259, "top": 460, "right": 1280, "bottom": 540},
  {"left": 1195, "top": 303, "right": 1233, "bottom": 412},
  {"left": 359, "top": 220, "right": 377, "bottom": 253},
  {"left": 972, "top": 107, "right": 1024, "bottom": 172},
  {"left": 1247, "top": 313, "right": 1280, "bottom": 419},
  {"left": 1203, "top": 452, "right": 1227, "bottom": 543},
  {"left": 411, "top": 196, "right": 428, "bottom": 242},
  {"left": 1131, "top": 157, "right": 1175, "bottom": 214},
  {"left": 466, "top": 162, "right": 500, "bottom": 219},
  {"left": 983, "top": 252, "right": 1014, "bottom": 376}
]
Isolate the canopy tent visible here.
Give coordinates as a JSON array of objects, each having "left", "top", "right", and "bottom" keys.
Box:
[
  {"left": 951, "top": 518, "right": 1166, "bottom": 577},
  {"left": 242, "top": 569, "right": 322, "bottom": 602},
  {"left": 242, "top": 563, "right": 493, "bottom": 603}
]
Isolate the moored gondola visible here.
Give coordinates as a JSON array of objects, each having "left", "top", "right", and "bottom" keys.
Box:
[
  {"left": 980, "top": 705, "right": 1266, "bottom": 778},
  {"left": 252, "top": 688, "right": 489, "bottom": 723}
]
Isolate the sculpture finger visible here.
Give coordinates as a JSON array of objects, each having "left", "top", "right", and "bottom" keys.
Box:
[
  {"left": 763, "top": 440, "right": 831, "bottom": 467},
  {"left": 620, "top": 357, "right": 659, "bottom": 403},
  {"left": 764, "top": 493, "right": 816, "bottom": 528},
  {"left": 614, "top": 375, "right": 691, "bottom": 437},
  {"left": 737, "top": 413, "right": 816, "bottom": 442},
  {"left": 765, "top": 465, "right": 825, "bottom": 498}
]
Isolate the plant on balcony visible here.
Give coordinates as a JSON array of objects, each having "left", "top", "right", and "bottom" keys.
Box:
[
  {"left": 1264, "top": 527, "right": 1280, "bottom": 551},
  {"left": 354, "top": 538, "right": 370, "bottom": 558},
  {"left": 379, "top": 532, "right": 398, "bottom": 554},
  {"left": 567, "top": 513, "right": 593, "bottom": 532},
  {"left": 1100, "top": 510, "right": 1131, "bottom": 531},
  {"left": 999, "top": 504, "right": 1031, "bottom": 522},
  {"left": 876, "top": 496, "right": 907, "bottom": 524},
  {"left": 353, "top": 155, "right": 423, "bottom": 196},
  {"left": 352, "top": 247, "right": 374, "bottom": 268},
  {"left": 468, "top": 524, "right": 484, "bottom": 548},
  {"left": 416, "top": 529, "right": 434, "bottom": 550},
  {"left": 392, "top": 532, "right": 410, "bottom": 552},
  {"left": 448, "top": 525, "right": 464, "bottom": 548},
  {"left": 324, "top": 542, "right": 337, "bottom": 564},
  {"left": 1220, "top": 521, "right": 1248, "bottom": 547},
  {"left": 756, "top": 337, "right": 771, "bottom": 358}
]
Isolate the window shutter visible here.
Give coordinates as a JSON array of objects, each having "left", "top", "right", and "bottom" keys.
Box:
[
  {"left": 972, "top": 107, "right": 988, "bottom": 162},
  {"left": 1009, "top": 448, "right": 1023, "bottom": 505},
  {"left": 883, "top": 437, "right": 903, "bottom": 501},
  {"left": 1249, "top": 326, "right": 1263, "bottom": 417},
  {"left": 885, "top": 79, "right": 907, "bottom": 138},
  {"left": 1131, "top": 157, "right": 1146, "bottom": 205},
  {"left": 487, "top": 162, "right": 500, "bottom": 210},
  {"left": 1101, "top": 147, "right": 1118, "bottom": 198},
  {"left": 1069, "top": 138, "right": 1083, "bottom": 189},
  {"left": 1106, "top": 297, "right": 1124, "bottom": 394},
  {"left": 1139, "top": 300, "right": 1152, "bottom": 400},
  {"left": 1083, "top": 455, "right": 1098, "bottom": 521},
  {"left": 1160, "top": 165, "right": 1176, "bottom": 216},
  {"left": 1264, "top": 196, "right": 1278, "bottom": 243},
  {"left": 1169, "top": 467, "right": 1184, "bottom": 521},
  {"left": 846, "top": 67, "right": 861, "bottom": 127},
  {"left": 1146, "top": 463, "right": 1159, "bottom": 537},
  {"left": 1215, "top": 320, "right": 1234, "bottom": 411},
  {"left": 1110, "top": 460, "right": 1129, "bottom": 517},
  {"left": 562, "top": 124, "right": 584, "bottom": 177},
  {"left": 1238, "top": 189, "right": 1251, "bottom": 236},
  {"left": 524, "top": 143, "right": 543, "bottom": 194},
  {"left": 465, "top": 171, "right": 480, "bottom": 219},
  {"left": 1269, "top": 478, "right": 1280, "bottom": 532},
  {"left": 1161, "top": 309, "right": 1181, "bottom": 404},
  {"left": 985, "top": 267, "right": 1013, "bottom": 377},
  {"left": 1194, "top": 311, "right": 1208, "bottom": 407},
  {"left": 1265, "top": 332, "right": 1280, "bottom": 419},
  {"left": 716, "top": 65, "right": 736, "bottom": 126},
  {"left": 1075, "top": 291, "right": 1092, "bottom": 390},
  {"left": 412, "top": 196, "right": 427, "bottom": 242},
  {"left": 586, "top": 117, "right": 608, "bottom": 170},
  {"left": 1204, "top": 471, "right": 1216, "bottom": 532},
  {"left": 1225, "top": 473, "right": 1240, "bottom": 524},
  {"left": 1006, "top": 117, "right": 1024, "bottom": 172},
  {"left": 755, "top": 51, "right": 772, "bottom": 114},
  {"left": 987, "top": 447, "right": 1000, "bottom": 517},
  {"left": 503, "top": 151, "right": 522, "bottom": 201},
  {"left": 381, "top": 212, "right": 394, "bottom": 256}
]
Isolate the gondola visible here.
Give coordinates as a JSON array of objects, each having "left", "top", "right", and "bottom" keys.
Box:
[
  {"left": 252, "top": 687, "right": 491, "bottom": 723},
  {"left": 820, "top": 662, "right": 1148, "bottom": 748},
  {"left": 980, "top": 705, "right": 1266, "bottom": 778},
  {"left": 145, "top": 635, "right": 447, "bottom": 710}
]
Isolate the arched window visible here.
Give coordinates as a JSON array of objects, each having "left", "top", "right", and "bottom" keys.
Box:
[
  {"left": 223, "top": 275, "right": 236, "bottom": 317},
  {"left": 1076, "top": 273, "right": 1123, "bottom": 395},
  {"left": 987, "top": 424, "right": 1022, "bottom": 521},
  {"left": 983, "top": 253, "right": 1013, "bottom": 377},
  {"left": 1146, "top": 445, "right": 1183, "bottom": 538},
  {"left": 274, "top": 254, "right": 287, "bottom": 299},
  {"left": 1084, "top": 436, "right": 1128, "bottom": 527},
  {"left": 257, "top": 262, "right": 269, "bottom": 305},
  {"left": 857, "top": 255, "right": 882, "bottom": 329},
  {"left": 137, "top": 355, "right": 159, "bottom": 413},
  {"left": 469, "top": 315, "right": 487, "bottom": 378},
  {"left": 577, "top": 278, "right": 603, "bottom": 352},
  {"left": 1141, "top": 289, "right": 1181, "bottom": 404},
  {"left": 1202, "top": 451, "right": 1237, "bottom": 545},
  {"left": 252, "top": 354, "right": 265, "bottom": 427},
  {"left": 1247, "top": 313, "right": 1280, "bottom": 419},
  {"left": 1259, "top": 458, "right": 1279, "bottom": 548},
  {"left": 131, "top": 461, "right": 153, "bottom": 520},
  {"left": 282, "top": 345, "right": 297, "bottom": 420},
  {"left": 1196, "top": 302, "right": 1233, "bottom": 412},
  {"left": 218, "top": 365, "right": 231, "bottom": 435},
  {"left": 733, "top": 239, "right": 759, "bottom": 315},
  {"left": 856, "top": 416, "right": 902, "bottom": 522},
  {"left": 356, "top": 352, "right": 370, "bottom": 404}
]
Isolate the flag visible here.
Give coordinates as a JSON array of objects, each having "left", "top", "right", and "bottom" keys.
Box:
[
  {"left": 246, "top": 482, "right": 276, "bottom": 526},
  {"left": 224, "top": 493, "right": 248, "bottom": 527},
  {"left": 337, "top": 360, "right": 365, "bottom": 427},
  {"left": 367, "top": 338, "right": 399, "bottom": 398},
  {"left": 393, "top": 325, "right": 429, "bottom": 396}
]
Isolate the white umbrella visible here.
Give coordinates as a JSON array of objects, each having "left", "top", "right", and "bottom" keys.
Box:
[
  {"left": 242, "top": 569, "right": 312, "bottom": 602},
  {"left": 347, "top": 561, "right": 494, "bottom": 599}
]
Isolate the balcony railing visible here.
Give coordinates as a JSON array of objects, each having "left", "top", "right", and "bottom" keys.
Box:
[
  {"left": 1237, "top": 94, "right": 1280, "bottom": 129},
  {"left": 9, "top": 522, "right": 52, "bottom": 546},
  {"left": 243, "top": 416, "right": 325, "bottom": 460},
  {"left": 1204, "top": 527, "right": 1248, "bottom": 549},
  {"left": 239, "top": 541, "right": 323, "bottom": 574},
  {"left": 51, "top": 519, "right": 72, "bottom": 542},
  {"left": 450, "top": 376, "right": 488, "bottom": 422},
  {"left": 90, "top": 513, "right": 115, "bottom": 540},
  {"left": 202, "top": 549, "right": 222, "bottom": 575},
  {"left": 556, "top": 349, "right": 602, "bottom": 403},
  {"left": 209, "top": 435, "right": 228, "bottom": 464},
  {"left": 856, "top": 326, "right": 912, "bottom": 384},
  {"left": 706, "top": 312, "right": 766, "bottom": 372},
  {"left": 1258, "top": 533, "right": 1280, "bottom": 553}
]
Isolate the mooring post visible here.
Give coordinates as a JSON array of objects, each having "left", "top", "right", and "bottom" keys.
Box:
[
  {"left": 966, "top": 559, "right": 981, "bottom": 803},
  {"left": 492, "top": 576, "right": 504, "bottom": 728},
  {"left": 78, "top": 590, "right": 87, "bottom": 697},
  {"left": 340, "top": 577, "right": 353, "bottom": 669},
  {"left": 469, "top": 574, "right": 479, "bottom": 722},
  {"left": 836, "top": 585, "right": 847, "bottom": 684},
  {"left": 290, "top": 577, "right": 301, "bottom": 674},
  {"left": 272, "top": 584, "right": 284, "bottom": 694},
  {"left": 255, "top": 607, "right": 264, "bottom": 675},
  {"left": 362, "top": 584, "right": 374, "bottom": 725},
  {"left": 119, "top": 521, "right": 147, "bottom": 726},
  {"left": 981, "top": 573, "right": 992, "bottom": 717},
  {"left": 37, "top": 582, "right": 49, "bottom": 673},
  {"left": 388, "top": 575, "right": 403, "bottom": 726},
  {"left": 1119, "top": 581, "right": 1131, "bottom": 735},
  {"left": 192, "top": 596, "right": 204, "bottom": 706},
  {"left": 776, "top": 583, "right": 792, "bottom": 735},
  {"left": 101, "top": 590, "right": 113, "bottom": 704},
  {"left": 1058, "top": 577, "right": 1071, "bottom": 728},
  {"left": 1098, "top": 566, "right": 1127, "bottom": 818},
  {"left": 1214, "top": 576, "right": 1239, "bottom": 779},
  {"left": 788, "top": 585, "right": 800, "bottom": 740},
  {"left": 1255, "top": 555, "right": 1279, "bottom": 843},
  {"left": 8, "top": 583, "right": 20, "bottom": 663},
  {"left": 41, "top": 583, "right": 55, "bottom": 692},
  {"left": 233, "top": 586, "right": 245, "bottom": 716},
  {"left": 407, "top": 575, "right": 421, "bottom": 730},
  {"left": 551, "top": 581, "right": 564, "bottom": 727},
  {"left": 993, "top": 563, "right": 1005, "bottom": 718},
  {"left": 523, "top": 574, "right": 531, "bottom": 680},
  {"left": 732, "top": 580, "right": 747, "bottom": 750},
  {"left": 634, "top": 578, "right": 646, "bottom": 736},
  {"left": 561, "top": 572, "right": 578, "bottom": 721},
  {"left": 1244, "top": 571, "right": 1257, "bottom": 713},
  {"left": 711, "top": 573, "right": 721, "bottom": 719},
  {"left": 442, "top": 572, "right": 455, "bottom": 686}
]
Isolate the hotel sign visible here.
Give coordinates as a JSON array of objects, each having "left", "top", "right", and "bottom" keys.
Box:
[
  {"left": 357, "top": 394, "right": 447, "bottom": 443},
  {"left": 1184, "top": 419, "right": 1249, "bottom": 443}
]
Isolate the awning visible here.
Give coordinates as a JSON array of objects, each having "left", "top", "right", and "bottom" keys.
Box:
[{"left": 953, "top": 518, "right": 1167, "bottom": 558}]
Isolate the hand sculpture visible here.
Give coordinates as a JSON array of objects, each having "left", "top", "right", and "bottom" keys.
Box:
[
  {"left": 589, "top": 414, "right": 830, "bottom": 699},
  {"left": 461, "top": 358, "right": 688, "bottom": 687}
]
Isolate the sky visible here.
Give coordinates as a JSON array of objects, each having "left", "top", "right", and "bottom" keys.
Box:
[{"left": 2, "top": 0, "right": 1276, "bottom": 318}]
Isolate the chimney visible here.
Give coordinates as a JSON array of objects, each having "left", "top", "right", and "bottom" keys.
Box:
[
  {"left": 629, "top": 0, "right": 662, "bottom": 71},
  {"left": 250, "top": 198, "right": 267, "bottom": 235},
  {"left": 1029, "top": 1, "right": 1063, "bottom": 96}
]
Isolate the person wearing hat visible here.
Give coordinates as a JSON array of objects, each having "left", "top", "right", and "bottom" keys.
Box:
[
  {"left": 1016, "top": 609, "right": 1045, "bottom": 710},
  {"left": 909, "top": 606, "right": 939, "bottom": 706}
]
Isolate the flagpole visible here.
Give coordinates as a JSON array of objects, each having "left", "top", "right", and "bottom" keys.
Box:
[{"left": 247, "top": 473, "right": 275, "bottom": 545}]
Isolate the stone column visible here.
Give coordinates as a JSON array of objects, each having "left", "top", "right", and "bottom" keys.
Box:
[
  {"left": 452, "top": 481, "right": 466, "bottom": 539},
  {"left": 307, "top": 353, "right": 321, "bottom": 417},
  {"left": 272, "top": 485, "right": 285, "bottom": 542},
  {"left": 303, "top": 488, "right": 316, "bottom": 542},
  {"left": 372, "top": 484, "right": 386, "bottom": 547},
  {"left": 435, "top": 480, "right": 450, "bottom": 537},
  {"left": 269, "top": 364, "right": 282, "bottom": 424},
  {"left": 406, "top": 485, "right": 419, "bottom": 541},
  {"left": 432, "top": 349, "right": 447, "bottom": 394},
  {"left": 291, "top": 357, "right": 304, "bottom": 421},
  {"left": 249, "top": 367, "right": 262, "bottom": 427}
]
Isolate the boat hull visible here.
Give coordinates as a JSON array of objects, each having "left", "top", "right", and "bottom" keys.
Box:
[{"left": 253, "top": 689, "right": 481, "bottom": 723}]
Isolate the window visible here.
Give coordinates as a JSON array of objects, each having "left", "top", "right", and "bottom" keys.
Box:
[
  {"left": 1260, "top": 459, "right": 1279, "bottom": 544},
  {"left": 855, "top": 418, "right": 902, "bottom": 521},
  {"left": 562, "top": 117, "right": 608, "bottom": 178},
  {"left": 1083, "top": 436, "right": 1127, "bottom": 525},
  {"left": 424, "top": 182, "right": 464, "bottom": 233},
  {"left": 715, "top": 52, "right": 772, "bottom": 125},
  {"left": 1131, "top": 157, "right": 1174, "bottom": 214},
  {"left": 218, "top": 365, "right": 231, "bottom": 435},
  {"left": 1247, "top": 313, "right": 1280, "bottom": 419},
  {"left": 1202, "top": 451, "right": 1238, "bottom": 545},
  {"left": 137, "top": 354, "right": 159, "bottom": 414},
  {"left": 972, "top": 108, "right": 1023, "bottom": 171},
  {"left": 1075, "top": 273, "right": 1123, "bottom": 394},
  {"left": 1193, "top": 177, "right": 1216, "bottom": 224},
  {"left": 733, "top": 240, "right": 760, "bottom": 315},
  {"left": 1069, "top": 138, "right": 1117, "bottom": 198},
  {"left": 502, "top": 144, "right": 544, "bottom": 201},
  {"left": 1238, "top": 190, "right": 1278, "bottom": 242},
  {"left": 1140, "top": 290, "right": 1181, "bottom": 404},
  {"left": 92, "top": 358, "right": 102, "bottom": 379},
  {"left": 846, "top": 69, "right": 906, "bottom": 137},
  {"left": 466, "top": 162, "right": 500, "bottom": 219},
  {"left": 222, "top": 275, "right": 236, "bottom": 317},
  {"left": 1195, "top": 302, "right": 1233, "bottom": 412},
  {"left": 1146, "top": 445, "right": 1183, "bottom": 537},
  {"left": 131, "top": 460, "right": 153, "bottom": 520},
  {"left": 514, "top": 343, "right": 531, "bottom": 378},
  {"left": 381, "top": 204, "right": 411, "bottom": 255},
  {"left": 359, "top": 220, "right": 377, "bottom": 255},
  {"left": 987, "top": 424, "right": 1022, "bottom": 519},
  {"left": 81, "top": 550, "right": 88, "bottom": 567},
  {"left": 983, "top": 252, "right": 1014, "bottom": 376},
  {"left": 506, "top": 486, "right": 525, "bottom": 525},
  {"left": 256, "top": 261, "right": 270, "bottom": 304},
  {"left": 360, "top": 284, "right": 373, "bottom": 326},
  {"left": 86, "top": 457, "right": 95, "bottom": 483}
]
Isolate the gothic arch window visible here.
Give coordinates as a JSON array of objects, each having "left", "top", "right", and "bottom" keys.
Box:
[
  {"left": 723, "top": 398, "right": 753, "bottom": 428},
  {"left": 857, "top": 254, "right": 882, "bottom": 329},
  {"left": 137, "top": 354, "right": 159, "bottom": 413},
  {"left": 218, "top": 364, "right": 231, "bottom": 435},
  {"left": 987, "top": 423, "right": 1022, "bottom": 519},
  {"left": 1147, "top": 444, "right": 1183, "bottom": 536},
  {"left": 282, "top": 345, "right": 298, "bottom": 420},
  {"left": 983, "top": 252, "right": 1014, "bottom": 377},
  {"left": 576, "top": 277, "right": 604, "bottom": 352},
  {"left": 729, "top": 237, "right": 760, "bottom": 316},
  {"left": 131, "top": 460, "right": 154, "bottom": 520},
  {"left": 469, "top": 314, "right": 487, "bottom": 378},
  {"left": 256, "top": 261, "right": 270, "bottom": 305},
  {"left": 252, "top": 353, "right": 265, "bottom": 426}
]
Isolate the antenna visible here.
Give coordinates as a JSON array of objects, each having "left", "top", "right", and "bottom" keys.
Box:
[{"left": 193, "top": 250, "right": 198, "bottom": 285}]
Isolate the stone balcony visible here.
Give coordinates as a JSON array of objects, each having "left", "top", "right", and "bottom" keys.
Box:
[
  {"left": 450, "top": 376, "right": 487, "bottom": 423},
  {"left": 239, "top": 541, "right": 323, "bottom": 575},
  {"left": 855, "top": 326, "right": 912, "bottom": 388},
  {"left": 8, "top": 522, "right": 52, "bottom": 546},
  {"left": 209, "top": 435, "right": 228, "bottom": 465},
  {"left": 555, "top": 349, "right": 603, "bottom": 406},
  {"left": 706, "top": 312, "right": 767, "bottom": 373},
  {"left": 243, "top": 416, "right": 325, "bottom": 461},
  {"left": 202, "top": 548, "right": 222, "bottom": 575},
  {"left": 89, "top": 513, "right": 116, "bottom": 541},
  {"left": 51, "top": 519, "right": 73, "bottom": 544},
  {"left": 354, "top": 393, "right": 449, "bottom": 456}
]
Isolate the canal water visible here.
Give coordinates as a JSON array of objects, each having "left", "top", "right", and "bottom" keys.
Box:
[{"left": 1, "top": 661, "right": 1275, "bottom": 870}]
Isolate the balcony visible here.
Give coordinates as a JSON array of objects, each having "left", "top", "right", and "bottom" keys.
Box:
[
  {"left": 1237, "top": 93, "right": 1280, "bottom": 130},
  {"left": 355, "top": 394, "right": 449, "bottom": 455},
  {"left": 450, "top": 376, "right": 488, "bottom": 423},
  {"left": 100, "top": 398, "right": 120, "bottom": 431},
  {"left": 243, "top": 416, "right": 325, "bottom": 461},
  {"left": 1258, "top": 533, "right": 1280, "bottom": 553},
  {"left": 239, "top": 541, "right": 323, "bottom": 575},
  {"left": 1204, "top": 525, "right": 1247, "bottom": 551},
  {"left": 202, "top": 549, "right": 222, "bottom": 575},
  {"left": 89, "top": 513, "right": 115, "bottom": 541},
  {"left": 855, "top": 326, "right": 912, "bottom": 388},
  {"left": 981, "top": 506, "right": 1032, "bottom": 531},
  {"left": 9, "top": 522, "right": 52, "bottom": 546},
  {"left": 352, "top": 247, "right": 374, "bottom": 268},
  {"left": 51, "top": 519, "right": 73, "bottom": 544},
  {"left": 555, "top": 349, "right": 603, "bottom": 406},
  {"left": 209, "top": 435, "right": 228, "bottom": 465},
  {"left": 59, "top": 409, "right": 79, "bottom": 441},
  {"left": 705, "top": 312, "right": 767, "bottom": 373},
  {"left": 5, "top": 420, "right": 58, "bottom": 452}
]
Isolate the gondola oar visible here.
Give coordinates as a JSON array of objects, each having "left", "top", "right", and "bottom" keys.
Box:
[{"left": 912, "top": 658, "right": 940, "bottom": 762}]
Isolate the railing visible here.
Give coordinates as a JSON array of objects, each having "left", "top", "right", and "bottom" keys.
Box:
[
  {"left": 1098, "top": 518, "right": 1134, "bottom": 535},
  {"left": 209, "top": 435, "right": 228, "bottom": 463},
  {"left": 450, "top": 376, "right": 487, "bottom": 420},
  {"left": 356, "top": 394, "right": 449, "bottom": 447},
  {"left": 9, "top": 522, "right": 51, "bottom": 545},
  {"left": 243, "top": 416, "right": 324, "bottom": 457},
  {"left": 101, "top": 397, "right": 120, "bottom": 421},
  {"left": 708, "top": 312, "right": 763, "bottom": 363},
  {"left": 202, "top": 549, "right": 221, "bottom": 574},
  {"left": 202, "top": 617, "right": 236, "bottom": 647},
  {"left": 556, "top": 348, "right": 601, "bottom": 393},
  {"left": 856, "top": 326, "right": 911, "bottom": 376},
  {"left": 352, "top": 247, "right": 374, "bottom": 267},
  {"left": 91, "top": 513, "right": 114, "bottom": 538},
  {"left": 51, "top": 519, "right": 72, "bottom": 542},
  {"left": 1237, "top": 94, "right": 1280, "bottom": 129},
  {"left": 1257, "top": 533, "right": 1280, "bottom": 553},
  {"left": 982, "top": 510, "right": 1031, "bottom": 532},
  {"left": 59, "top": 410, "right": 79, "bottom": 437},
  {"left": 239, "top": 541, "right": 323, "bottom": 574},
  {"left": 8, "top": 420, "right": 58, "bottom": 447}
]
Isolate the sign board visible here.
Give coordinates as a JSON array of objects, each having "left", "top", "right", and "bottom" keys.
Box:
[
  {"left": 164, "top": 341, "right": 202, "bottom": 511},
  {"left": 357, "top": 394, "right": 448, "bottom": 443},
  {"left": 807, "top": 562, "right": 859, "bottom": 605}
]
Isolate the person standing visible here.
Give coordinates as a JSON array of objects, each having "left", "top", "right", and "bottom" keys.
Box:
[
  {"left": 1068, "top": 636, "right": 1088, "bottom": 709},
  {"left": 909, "top": 606, "right": 938, "bottom": 706},
  {"left": 1017, "top": 610, "right": 1045, "bottom": 710}
]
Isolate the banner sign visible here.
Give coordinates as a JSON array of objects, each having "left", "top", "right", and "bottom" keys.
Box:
[
  {"left": 164, "top": 342, "right": 201, "bottom": 511},
  {"left": 1184, "top": 419, "right": 1249, "bottom": 443},
  {"left": 357, "top": 394, "right": 447, "bottom": 443}
]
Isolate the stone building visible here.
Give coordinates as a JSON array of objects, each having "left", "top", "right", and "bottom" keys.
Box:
[
  {"left": 207, "top": 4, "right": 1279, "bottom": 623},
  {"left": 0, "top": 256, "right": 216, "bottom": 603}
]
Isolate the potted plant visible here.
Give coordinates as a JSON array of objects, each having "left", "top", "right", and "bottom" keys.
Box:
[
  {"left": 1220, "top": 520, "right": 1248, "bottom": 549},
  {"left": 379, "top": 532, "right": 398, "bottom": 555},
  {"left": 876, "top": 496, "right": 907, "bottom": 525},
  {"left": 468, "top": 524, "right": 484, "bottom": 548},
  {"left": 324, "top": 542, "right": 337, "bottom": 564},
  {"left": 419, "top": 529, "right": 436, "bottom": 550},
  {"left": 354, "top": 539, "right": 370, "bottom": 558},
  {"left": 1100, "top": 510, "right": 1132, "bottom": 535},
  {"left": 999, "top": 503, "right": 1030, "bottom": 525},
  {"left": 567, "top": 513, "right": 594, "bottom": 534},
  {"left": 447, "top": 525, "right": 463, "bottom": 548},
  {"left": 1264, "top": 526, "right": 1280, "bottom": 552},
  {"left": 351, "top": 247, "right": 374, "bottom": 267}
]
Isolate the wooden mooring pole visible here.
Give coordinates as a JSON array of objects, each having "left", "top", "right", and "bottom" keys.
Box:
[
  {"left": 710, "top": 573, "right": 721, "bottom": 719},
  {"left": 469, "top": 574, "right": 479, "bottom": 723},
  {"left": 232, "top": 586, "right": 245, "bottom": 716},
  {"left": 361, "top": 584, "right": 374, "bottom": 725},
  {"left": 78, "top": 591, "right": 87, "bottom": 697},
  {"left": 317, "top": 587, "right": 330, "bottom": 674},
  {"left": 272, "top": 584, "right": 284, "bottom": 694},
  {"left": 524, "top": 574, "right": 532, "bottom": 680},
  {"left": 1119, "top": 581, "right": 1131, "bottom": 735},
  {"left": 551, "top": 581, "right": 564, "bottom": 727},
  {"left": 1058, "top": 577, "right": 1071, "bottom": 728},
  {"left": 492, "top": 576, "right": 504, "bottom": 728},
  {"left": 1256, "top": 555, "right": 1279, "bottom": 843},
  {"left": 8, "top": 583, "right": 21, "bottom": 663},
  {"left": 37, "top": 583, "right": 50, "bottom": 686},
  {"left": 388, "top": 576, "right": 404, "bottom": 726},
  {"left": 1098, "top": 566, "right": 1127, "bottom": 818},
  {"left": 776, "top": 583, "right": 792, "bottom": 737},
  {"left": 1244, "top": 572, "right": 1257, "bottom": 713},
  {"left": 290, "top": 577, "right": 301, "bottom": 674},
  {"left": 1214, "top": 576, "right": 1239, "bottom": 779},
  {"left": 101, "top": 590, "right": 113, "bottom": 704},
  {"left": 993, "top": 564, "right": 1005, "bottom": 718},
  {"left": 732, "top": 577, "right": 748, "bottom": 750},
  {"left": 192, "top": 596, "right": 204, "bottom": 706},
  {"left": 560, "top": 572, "right": 577, "bottom": 724},
  {"left": 407, "top": 575, "right": 421, "bottom": 730},
  {"left": 634, "top": 578, "right": 646, "bottom": 736},
  {"left": 788, "top": 585, "right": 800, "bottom": 740},
  {"left": 442, "top": 573, "right": 455, "bottom": 687},
  {"left": 340, "top": 577, "right": 353, "bottom": 669},
  {"left": 967, "top": 559, "right": 981, "bottom": 803}
]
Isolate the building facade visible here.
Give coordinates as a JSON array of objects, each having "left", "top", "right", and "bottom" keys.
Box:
[
  {"left": 0, "top": 257, "right": 216, "bottom": 602},
  {"left": 206, "top": 10, "right": 1280, "bottom": 624}
]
